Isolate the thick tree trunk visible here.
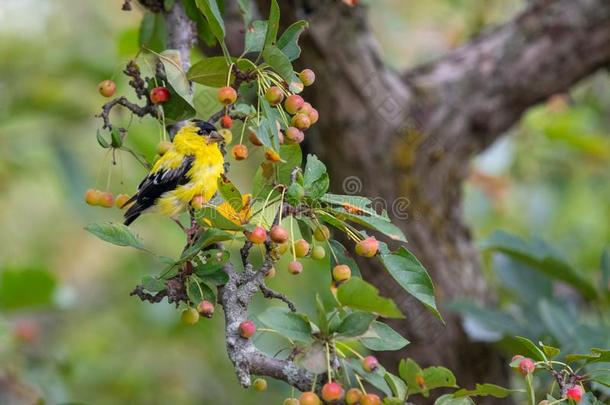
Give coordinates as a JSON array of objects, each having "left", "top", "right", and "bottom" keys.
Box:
[{"left": 258, "top": 0, "right": 610, "bottom": 401}]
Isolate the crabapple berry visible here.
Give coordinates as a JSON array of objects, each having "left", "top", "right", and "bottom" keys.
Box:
[
  {"left": 98, "top": 80, "right": 116, "bottom": 97},
  {"left": 265, "top": 86, "right": 285, "bottom": 106},
  {"left": 248, "top": 128, "right": 263, "bottom": 146},
  {"left": 221, "top": 115, "right": 233, "bottom": 129},
  {"left": 566, "top": 385, "right": 583, "bottom": 402},
  {"left": 190, "top": 195, "right": 204, "bottom": 210},
  {"left": 196, "top": 300, "right": 214, "bottom": 318},
  {"left": 355, "top": 236, "right": 379, "bottom": 257},
  {"left": 246, "top": 226, "right": 267, "bottom": 244},
  {"left": 285, "top": 94, "right": 304, "bottom": 114},
  {"left": 313, "top": 225, "right": 330, "bottom": 241},
  {"left": 150, "top": 87, "right": 170, "bottom": 104},
  {"left": 156, "top": 140, "right": 172, "bottom": 155},
  {"left": 291, "top": 113, "right": 311, "bottom": 130},
  {"left": 299, "top": 392, "right": 321, "bottom": 405},
  {"left": 253, "top": 378, "right": 267, "bottom": 392},
  {"left": 345, "top": 388, "right": 363, "bottom": 405},
  {"left": 181, "top": 307, "right": 200, "bottom": 325},
  {"left": 311, "top": 245, "right": 326, "bottom": 260},
  {"left": 85, "top": 188, "right": 101, "bottom": 206},
  {"left": 308, "top": 108, "right": 319, "bottom": 125},
  {"left": 360, "top": 394, "right": 381, "bottom": 405},
  {"left": 239, "top": 320, "right": 256, "bottom": 338},
  {"left": 299, "top": 102, "right": 313, "bottom": 116},
  {"left": 98, "top": 191, "right": 114, "bottom": 208},
  {"left": 283, "top": 398, "right": 300, "bottom": 405},
  {"left": 232, "top": 144, "right": 249, "bottom": 160},
  {"left": 518, "top": 358, "right": 535, "bottom": 375},
  {"left": 285, "top": 127, "right": 305, "bottom": 144},
  {"left": 265, "top": 148, "right": 281, "bottom": 162},
  {"left": 288, "top": 260, "right": 303, "bottom": 275},
  {"left": 362, "top": 355, "right": 379, "bottom": 372},
  {"left": 114, "top": 193, "right": 130, "bottom": 209},
  {"left": 293, "top": 239, "right": 310, "bottom": 257},
  {"left": 217, "top": 86, "right": 237, "bottom": 105},
  {"left": 270, "top": 225, "right": 289, "bottom": 243},
  {"left": 332, "top": 264, "right": 351, "bottom": 282},
  {"left": 321, "top": 382, "right": 344, "bottom": 402},
  {"left": 277, "top": 242, "right": 290, "bottom": 255},
  {"left": 299, "top": 69, "right": 316, "bottom": 86}
]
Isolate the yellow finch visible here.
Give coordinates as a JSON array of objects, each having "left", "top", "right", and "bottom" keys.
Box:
[{"left": 123, "top": 119, "right": 224, "bottom": 225}]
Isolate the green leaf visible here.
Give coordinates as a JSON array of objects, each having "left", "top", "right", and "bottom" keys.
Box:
[
  {"left": 139, "top": 12, "right": 167, "bottom": 52},
  {"left": 0, "top": 267, "right": 57, "bottom": 310},
  {"left": 592, "top": 371, "right": 610, "bottom": 388},
  {"left": 141, "top": 275, "right": 165, "bottom": 293},
  {"left": 187, "top": 278, "right": 215, "bottom": 303},
  {"left": 540, "top": 342, "right": 560, "bottom": 359},
  {"left": 566, "top": 348, "right": 610, "bottom": 364},
  {"left": 379, "top": 244, "right": 441, "bottom": 320},
  {"left": 337, "top": 278, "right": 404, "bottom": 319},
  {"left": 277, "top": 20, "right": 309, "bottom": 61},
  {"left": 187, "top": 56, "right": 229, "bottom": 87},
  {"left": 110, "top": 128, "right": 122, "bottom": 148},
  {"left": 321, "top": 193, "right": 407, "bottom": 242},
  {"left": 196, "top": 206, "right": 243, "bottom": 230},
  {"left": 453, "top": 384, "right": 515, "bottom": 398},
  {"left": 400, "top": 359, "right": 457, "bottom": 397},
  {"left": 244, "top": 20, "right": 267, "bottom": 53},
  {"left": 481, "top": 231, "right": 597, "bottom": 299},
  {"left": 512, "top": 336, "right": 547, "bottom": 362},
  {"left": 193, "top": 249, "right": 230, "bottom": 275},
  {"left": 434, "top": 395, "right": 475, "bottom": 405},
  {"left": 252, "top": 144, "right": 302, "bottom": 200},
  {"left": 345, "top": 358, "right": 392, "bottom": 397},
  {"left": 195, "top": 0, "right": 225, "bottom": 42},
  {"left": 263, "top": 0, "right": 280, "bottom": 48},
  {"left": 85, "top": 222, "right": 144, "bottom": 250},
  {"left": 178, "top": 228, "right": 234, "bottom": 263},
  {"left": 258, "top": 307, "right": 313, "bottom": 343},
  {"left": 96, "top": 129, "right": 111, "bottom": 148},
  {"left": 361, "top": 321, "right": 409, "bottom": 351},
  {"left": 217, "top": 176, "right": 243, "bottom": 211},
  {"left": 385, "top": 372, "right": 408, "bottom": 400},
  {"left": 303, "top": 154, "right": 329, "bottom": 200},
  {"left": 336, "top": 311, "right": 375, "bottom": 337},
  {"left": 328, "top": 239, "right": 362, "bottom": 278},
  {"left": 262, "top": 45, "right": 299, "bottom": 88},
  {"left": 315, "top": 294, "right": 329, "bottom": 335},
  {"left": 236, "top": 0, "right": 252, "bottom": 25},
  {"left": 158, "top": 50, "right": 196, "bottom": 123}
]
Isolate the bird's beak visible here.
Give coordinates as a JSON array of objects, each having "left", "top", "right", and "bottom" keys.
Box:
[{"left": 208, "top": 130, "right": 224, "bottom": 143}]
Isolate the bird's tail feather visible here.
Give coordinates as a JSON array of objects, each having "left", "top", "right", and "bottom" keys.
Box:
[{"left": 123, "top": 202, "right": 144, "bottom": 226}]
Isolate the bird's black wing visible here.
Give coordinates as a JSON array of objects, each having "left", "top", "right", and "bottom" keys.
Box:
[{"left": 123, "top": 155, "right": 195, "bottom": 225}]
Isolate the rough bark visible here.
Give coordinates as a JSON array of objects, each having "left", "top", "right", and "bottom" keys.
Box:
[{"left": 262, "top": 0, "right": 610, "bottom": 400}]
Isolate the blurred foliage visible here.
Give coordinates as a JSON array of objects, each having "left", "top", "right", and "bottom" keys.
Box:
[{"left": 0, "top": 0, "right": 609, "bottom": 404}]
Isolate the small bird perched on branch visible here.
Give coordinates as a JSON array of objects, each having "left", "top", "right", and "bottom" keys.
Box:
[{"left": 123, "top": 119, "right": 224, "bottom": 225}]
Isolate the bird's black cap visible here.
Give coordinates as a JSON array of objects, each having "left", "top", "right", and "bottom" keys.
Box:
[{"left": 192, "top": 119, "right": 216, "bottom": 135}]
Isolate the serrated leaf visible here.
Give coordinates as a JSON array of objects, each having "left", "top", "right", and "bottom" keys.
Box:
[
  {"left": 361, "top": 321, "right": 409, "bottom": 351},
  {"left": 195, "top": 0, "right": 225, "bottom": 42},
  {"left": 263, "top": 0, "right": 279, "bottom": 48},
  {"left": 196, "top": 206, "right": 243, "bottom": 230},
  {"left": 262, "top": 45, "right": 299, "bottom": 86},
  {"left": 512, "top": 336, "right": 547, "bottom": 362},
  {"left": 252, "top": 144, "right": 302, "bottom": 200},
  {"left": 481, "top": 231, "right": 597, "bottom": 299},
  {"left": 345, "top": 358, "right": 392, "bottom": 397},
  {"left": 453, "top": 384, "right": 515, "bottom": 398},
  {"left": 217, "top": 176, "right": 243, "bottom": 211},
  {"left": 85, "top": 222, "right": 144, "bottom": 250},
  {"left": 277, "top": 20, "right": 308, "bottom": 61},
  {"left": 142, "top": 276, "right": 165, "bottom": 293},
  {"left": 379, "top": 243, "right": 441, "bottom": 320},
  {"left": 435, "top": 395, "right": 475, "bottom": 405},
  {"left": 187, "top": 56, "right": 229, "bottom": 87},
  {"left": 336, "top": 311, "right": 375, "bottom": 337},
  {"left": 193, "top": 249, "right": 230, "bottom": 275},
  {"left": 139, "top": 12, "right": 167, "bottom": 52},
  {"left": 385, "top": 372, "right": 408, "bottom": 400},
  {"left": 400, "top": 359, "right": 457, "bottom": 397},
  {"left": 258, "top": 307, "right": 313, "bottom": 342},
  {"left": 303, "top": 154, "right": 329, "bottom": 200},
  {"left": 315, "top": 294, "right": 329, "bottom": 335},
  {"left": 540, "top": 342, "right": 560, "bottom": 359},
  {"left": 337, "top": 278, "right": 404, "bottom": 319},
  {"left": 244, "top": 20, "right": 267, "bottom": 53},
  {"left": 566, "top": 348, "right": 610, "bottom": 364},
  {"left": 179, "top": 228, "right": 234, "bottom": 263}
]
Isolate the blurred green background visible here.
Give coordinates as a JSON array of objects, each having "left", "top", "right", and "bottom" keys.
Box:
[{"left": 1, "top": 0, "right": 608, "bottom": 404}]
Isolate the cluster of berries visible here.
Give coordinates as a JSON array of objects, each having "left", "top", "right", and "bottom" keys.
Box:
[
  {"left": 98, "top": 79, "right": 170, "bottom": 104},
  {"left": 85, "top": 189, "right": 130, "bottom": 209}
]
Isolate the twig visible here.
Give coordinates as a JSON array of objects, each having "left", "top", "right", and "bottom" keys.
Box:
[{"left": 259, "top": 282, "right": 297, "bottom": 312}]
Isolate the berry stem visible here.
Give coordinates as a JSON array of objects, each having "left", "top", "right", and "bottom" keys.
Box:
[
  {"left": 355, "top": 374, "right": 367, "bottom": 394},
  {"left": 290, "top": 216, "right": 297, "bottom": 262},
  {"left": 335, "top": 341, "right": 364, "bottom": 360},
  {"left": 325, "top": 342, "right": 332, "bottom": 383},
  {"left": 525, "top": 373, "right": 536, "bottom": 405},
  {"left": 226, "top": 62, "right": 235, "bottom": 87},
  {"left": 239, "top": 116, "right": 249, "bottom": 144}
]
